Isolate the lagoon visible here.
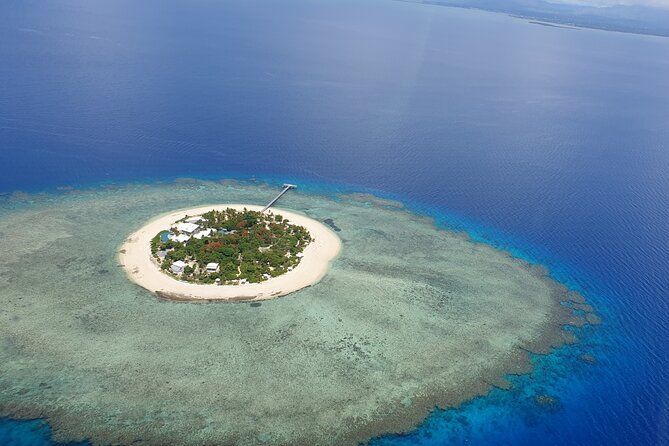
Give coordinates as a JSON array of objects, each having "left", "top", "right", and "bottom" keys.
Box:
[{"left": 0, "top": 180, "right": 592, "bottom": 445}]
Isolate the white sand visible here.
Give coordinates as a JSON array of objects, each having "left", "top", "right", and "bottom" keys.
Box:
[{"left": 118, "top": 204, "right": 341, "bottom": 301}]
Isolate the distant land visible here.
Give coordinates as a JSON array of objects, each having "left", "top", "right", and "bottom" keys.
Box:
[{"left": 399, "top": 0, "right": 669, "bottom": 37}]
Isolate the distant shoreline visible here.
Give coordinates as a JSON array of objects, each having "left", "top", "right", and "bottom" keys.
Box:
[
  {"left": 119, "top": 204, "right": 341, "bottom": 301},
  {"left": 528, "top": 20, "right": 579, "bottom": 30},
  {"left": 397, "top": 0, "right": 669, "bottom": 38}
]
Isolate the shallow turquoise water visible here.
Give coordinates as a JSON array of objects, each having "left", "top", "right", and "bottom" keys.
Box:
[{"left": 0, "top": 179, "right": 594, "bottom": 445}]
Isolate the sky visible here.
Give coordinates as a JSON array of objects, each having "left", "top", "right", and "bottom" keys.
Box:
[{"left": 547, "top": 0, "right": 669, "bottom": 9}]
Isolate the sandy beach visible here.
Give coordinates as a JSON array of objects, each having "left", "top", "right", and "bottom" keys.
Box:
[{"left": 118, "top": 204, "right": 342, "bottom": 301}]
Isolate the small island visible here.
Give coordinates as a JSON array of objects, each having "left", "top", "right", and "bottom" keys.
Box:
[
  {"left": 119, "top": 204, "right": 342, "bottom": 301},
  {"left": 151, "top": 208, "right": 312, "bottom": 285}
]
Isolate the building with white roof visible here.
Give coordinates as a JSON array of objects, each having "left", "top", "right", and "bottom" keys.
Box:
[
  {"left": 168, "top": 233, "right": 191, "bottom": 243},
  {"left": 193, "top": 228, "right": 214, "bottom": 239},
  {"left": 171, "top": 260, "right": 187, "bottom": 274},
  {"left": 185, "top": 216, "right": 205, "bottom": 224},
  {"left": 206, "top": 262, "right": 219, "bottom": 272},
  {"left": 176, "top": 222, "right": 199, "bottom": 234}
]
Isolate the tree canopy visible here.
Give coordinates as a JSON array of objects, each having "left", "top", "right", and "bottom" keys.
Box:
[{"left": 152, "top": 209, "right": 312, "bottom": 284}]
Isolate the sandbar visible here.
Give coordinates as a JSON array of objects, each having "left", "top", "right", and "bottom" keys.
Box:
[{"left": 118, "top": 204, "right": 341, "bottom": 301}]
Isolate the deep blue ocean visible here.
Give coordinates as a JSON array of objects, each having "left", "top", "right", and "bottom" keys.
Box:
[{"left": 1, "top": 0, "right": 668, "bottom": 445}]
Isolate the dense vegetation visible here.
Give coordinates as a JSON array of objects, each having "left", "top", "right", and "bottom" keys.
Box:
[{"left": 152, "top": 208, "right": 312, "bottom": 284}]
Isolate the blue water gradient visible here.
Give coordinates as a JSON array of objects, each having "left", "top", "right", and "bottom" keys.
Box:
[
  {"left": 1, "top": 0, "right": 668, "bottom": 444},
  {"left": 0, "top": 418, "right": 85, "bottom": 446}
]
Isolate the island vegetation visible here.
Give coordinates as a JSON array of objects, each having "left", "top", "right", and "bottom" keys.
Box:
[{"left": 150, "top": 208, "right": 312, "bottom": 284}]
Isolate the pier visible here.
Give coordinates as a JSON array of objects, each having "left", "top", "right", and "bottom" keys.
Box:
[{"left": 262, "top": 184, "right": 296, "bottom": 212}]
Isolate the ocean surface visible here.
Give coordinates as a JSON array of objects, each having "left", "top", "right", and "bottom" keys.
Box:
[{"left": 0, "top": 0, "right": 668, "bottom": 445}]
